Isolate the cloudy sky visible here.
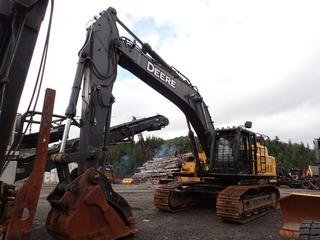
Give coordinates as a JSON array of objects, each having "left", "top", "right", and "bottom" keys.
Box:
[{"left": 19, "top": 0, "right": 320, "bottom": 146}]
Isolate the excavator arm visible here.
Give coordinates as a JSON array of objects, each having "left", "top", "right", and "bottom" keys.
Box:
[
  {"left": 46, "top": 7, "right": 216, "bottom": 239},
  {"left": 59, "top": 7, "right": 215, "bottom": 174}
]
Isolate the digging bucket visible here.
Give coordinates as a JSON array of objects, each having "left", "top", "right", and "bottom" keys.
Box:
[{"left": 280, "top": 193, "right": 320, "bottom": 238}]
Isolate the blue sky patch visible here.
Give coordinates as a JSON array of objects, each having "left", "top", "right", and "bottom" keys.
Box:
[
  {"left": 117, "top": 16, "right": 177, "bottom": 81},
  {"left": 126, "top": 15, "right": 177, "bottom": 50}
]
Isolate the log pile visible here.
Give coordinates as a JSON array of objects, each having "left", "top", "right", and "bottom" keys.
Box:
[
  {"left": 132, "top": 155, "right": 185, "bottom": 184},
  {"left": 302, "top": 176, "right": 320, "bottom": 190}
]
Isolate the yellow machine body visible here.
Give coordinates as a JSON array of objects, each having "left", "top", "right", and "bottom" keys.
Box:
[
  {"left": 255, "top": 142, "right": 277, "bottom": 177},
  {"left": 180, "top": 143, "right": 277, "bottom": 178},
  {"left": 122, "top": 178, "right": 135, "bottom": 184},
  {"left": 180, "top": 152, "right": 207, "bottom": 175}
]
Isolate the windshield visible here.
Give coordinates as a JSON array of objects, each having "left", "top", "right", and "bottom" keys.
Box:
[{"left": 215, "top": 134, "right": 235, "bottom": 168}]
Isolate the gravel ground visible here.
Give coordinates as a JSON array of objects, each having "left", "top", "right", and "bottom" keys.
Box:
[{"left": 29, "top": 184, "right": 320, "bottom": 240}]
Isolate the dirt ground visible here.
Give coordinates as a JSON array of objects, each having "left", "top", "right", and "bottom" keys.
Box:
[{"left": 30, "top": 184, "right": 320, "bottom": 240}]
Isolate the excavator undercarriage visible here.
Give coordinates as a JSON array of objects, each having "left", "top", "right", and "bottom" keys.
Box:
[
  {"left": 155, "top": 178, "right": 279, "bottom": 224},
  {"left": 154, "top": 181, "right": 201, "bottom": 212},
  {"left": 216, "top": 184, "right": 278, "bottom": 223}
]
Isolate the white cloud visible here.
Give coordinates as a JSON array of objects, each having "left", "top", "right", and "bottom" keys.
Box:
[{"left": 19, "top": 0, "right": 320, "bottom": 145}]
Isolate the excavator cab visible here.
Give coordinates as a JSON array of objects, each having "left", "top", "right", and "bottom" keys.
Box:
[
  {"left": 213, "top": 127, "right": 256, "bottom": 175},
  {"left": 212, "top": 127, "right": 276, "bottom": 178},
  {"left": 155, "top": 125, "right": 279, "bottom": 223}
]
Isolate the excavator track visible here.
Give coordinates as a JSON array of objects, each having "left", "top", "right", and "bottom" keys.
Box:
[
  {"left": 154, "top": 181, "right": 190, "bottom": 212},
  {"left": 216, "top": 184, "right": 279, "bottom": 224}
]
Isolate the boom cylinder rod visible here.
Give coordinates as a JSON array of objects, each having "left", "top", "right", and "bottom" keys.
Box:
[
  {"left": 59, "top": 118, "right": 71, "bottom": 153},
  {"left": 116, "top": 18, "right": 143, "bottom": 46},
  {"left": 65, "top": 59, "right": 85, "bottom": 119},
  {"left": 116, "top": 17, "right": 172, "bottom": 71},
  {"left": 186, "top": 119, "right": 203, "bottom": 176},
  {"left": 59, "top": 58, "right": 85, "bottom": 153}
]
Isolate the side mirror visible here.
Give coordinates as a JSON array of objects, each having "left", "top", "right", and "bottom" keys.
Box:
[{"left": 244, "top": 121, "right": 252, "bottom": 129}]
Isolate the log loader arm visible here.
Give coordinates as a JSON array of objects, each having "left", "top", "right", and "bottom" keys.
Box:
[
  {"left": 0, "top": 1, "right": 54, "bottom": 239},
  {"left": 0, "top": 0, "right": 49, "bottom": 167},
  {"left": 15, "top": 114, "right": 169, "bottom": 181}
]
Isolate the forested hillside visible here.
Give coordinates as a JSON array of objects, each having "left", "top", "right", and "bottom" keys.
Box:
[
  {"left": 108, "top": 136, "right": 316, "bottom": 178},
  {"left": 267, "top": 136, "right": 315, "bottom": 170}
]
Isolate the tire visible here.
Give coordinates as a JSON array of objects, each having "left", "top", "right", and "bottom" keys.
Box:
[{"left": 298, "top": 221, "right": 320, "bottom": 240}]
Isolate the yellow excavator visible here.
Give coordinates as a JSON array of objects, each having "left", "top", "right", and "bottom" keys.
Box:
[
  {"left": 155, "top": 124, "right": 279, "bottom": 223},
  {"left": 0, "top": 3, "right": 280, "bottom": 239}
]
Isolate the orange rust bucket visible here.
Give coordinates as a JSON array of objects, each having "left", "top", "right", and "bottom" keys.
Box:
[
  {"left": 46, "top": 168, "right": 135, "bottom": 240},
  {"left": 280, "top": 193, "right": 320, "bottom": 238}
]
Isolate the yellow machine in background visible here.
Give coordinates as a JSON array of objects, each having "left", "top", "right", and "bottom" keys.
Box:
[
  {"left": 122, "top": 178, "right": 135, "bottom": 184},
  {"left": 180, "top": 152, "right": 207, "bottom": 175}
]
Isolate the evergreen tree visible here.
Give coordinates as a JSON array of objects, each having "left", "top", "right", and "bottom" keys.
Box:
[{"left": 108, "top": 135, "right": 316, "bottom": 178}]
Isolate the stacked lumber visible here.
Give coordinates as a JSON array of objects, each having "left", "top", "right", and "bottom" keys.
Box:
[
  {"left": 302, "top": 176, "right": 320, "bottom": 190},
  {"left": 133, "top": 155, "right": 185, "bottom": 184}
]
